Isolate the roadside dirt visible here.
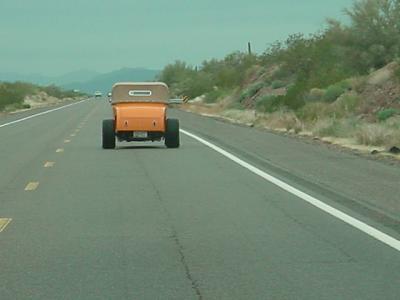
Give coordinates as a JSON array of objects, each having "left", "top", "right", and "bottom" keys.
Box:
[{"left": 180, "top": 103, "right": 400, "bottom": 165}]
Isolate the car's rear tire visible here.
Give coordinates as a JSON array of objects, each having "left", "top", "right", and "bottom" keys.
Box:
[
  {"left": 102, "top": 119, "right": 115, "bottom": 149},
  {"left": 165, "top": 118, "right": 180, "bottom": 148}
]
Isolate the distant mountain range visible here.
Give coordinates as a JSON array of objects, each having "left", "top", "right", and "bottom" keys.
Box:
[
  {"left": 63, "top": 68, "right": 160, "bottom": 94},
  {"left": 0, "top": 68, "right": 160, "bottom": 94}
]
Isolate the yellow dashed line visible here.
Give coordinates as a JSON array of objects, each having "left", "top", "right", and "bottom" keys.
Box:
[
  {"left": 0, "top": 218, "right": 12, "bottom": 233},
  {"left": 44, "top": 161, "right": 55, "bottom": 168},
  {"left": 25, "top": 182, "right": 39, "bottom": 191},
  {"left": 56, "top": 148, "right": 64, "bottom": 153}
]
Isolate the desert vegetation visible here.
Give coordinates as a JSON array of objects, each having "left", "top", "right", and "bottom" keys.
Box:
[
  {"left": 159, "top": 0, "right": 400, "bottom": 149},
  {"left": 0, "top": 81, "right": 85, "bottom": 112}
]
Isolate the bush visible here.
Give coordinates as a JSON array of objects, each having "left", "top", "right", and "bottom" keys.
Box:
[
  {"left": 306, "top": 88, "right": 325, "bottom": 102},
  {"left": 258, "top": 110, "right": 302, "bottom": 132},
  {"left": 332, "top": 93, "right": 361, "bottom": 115},
  {"left": 204, "top": 88, "right": 226, "bottom": 103},
  {"left": 271, "top": 80, "right": 285, "bottom": 89},
  {"left": 312, "top": 118, "right": 359, "bottom": 138},
  {"left": 0, "top": 81, "right": 81, "bottom": 111},
  {"left": 323, "top": 82, "right": 349, "bottom": 102},
  {"left": 297, "top": 102, "right": 332, "bottom": 121},
  {"left": 238, "top": 82, "right": 264, "bottom": 103},
  {"left": 280, "top": 81, "right": 307, "bottom": 110},
  {"left": 255, "top": 95, "right": 285, "bottom": 112},
  {"left": 377, "top": 108, "right": 399, "bottom": 122},
  {"left": 313, "top": 119, "right": 342, "bottom": 137},
  {"left": 395, "top": 65, "right": 400, "bottom": 81},
  {"left": 0, "top": 82, "right": 37, "bottom": 110}
]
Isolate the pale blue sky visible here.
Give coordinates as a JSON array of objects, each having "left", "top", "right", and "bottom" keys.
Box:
[{"left": 0, "top": 0, "right": 353, "bottom": 75}]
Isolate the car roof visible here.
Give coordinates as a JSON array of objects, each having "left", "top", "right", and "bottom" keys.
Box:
[
  {"left": 111, "top": 82, "right": 169, "bottom": 103},
  {"left": 113, "top": 82, "right": 168, "bottom": 88}
]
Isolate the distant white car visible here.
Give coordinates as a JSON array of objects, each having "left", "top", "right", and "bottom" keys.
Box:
[{"left": 94, "top": 91, "right": 102, "bottom": 98}]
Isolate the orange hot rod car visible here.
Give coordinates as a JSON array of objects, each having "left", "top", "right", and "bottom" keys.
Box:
[{"left": 102, "top": 82, "right": 180, "bottom": 149}]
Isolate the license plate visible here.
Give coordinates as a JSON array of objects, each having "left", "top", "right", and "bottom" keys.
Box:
[{"left": 133, "top": 131, "right": 148, "bottom": 138}]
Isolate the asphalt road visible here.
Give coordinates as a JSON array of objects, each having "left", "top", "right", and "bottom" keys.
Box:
[{"left": 0, "top": 98, "right": 399, "bottom": 299}]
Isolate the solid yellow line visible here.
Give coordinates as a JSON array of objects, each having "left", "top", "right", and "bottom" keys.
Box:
[
  {"left": 56, "top": 148, "right": 64, "bottom": 153},
  {"left": 0, "top": 218, "right": 12, "bottom": 233},
  {"left": 25, "top": 182, "right": 39, "bottom": 191},
  {"left": 44, "top": 161, "right": 55, "bottom": 168}
]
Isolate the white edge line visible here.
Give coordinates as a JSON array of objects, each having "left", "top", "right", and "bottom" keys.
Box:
[
  {"left": 0, "top": 218, "right": 12, "bottom": 233},
  {"left": 180, "top": 129, "right": 400, "bottom": 252},
  {"left": 0, "top": 99, "right": 88, "bottom": 128}
]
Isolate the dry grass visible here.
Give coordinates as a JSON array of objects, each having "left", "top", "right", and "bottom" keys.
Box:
[
  {"left": 256, "top": 110, "right": 303, "bottom": 133},
  {"left": 221, "top": 109, "right": 257, "bottom": 124},
  {"left": 181, "top": 101, "right": 400, "bottom": 149},
  {"left": 354, "top": 123, "right": 398, "bottom": 146}
]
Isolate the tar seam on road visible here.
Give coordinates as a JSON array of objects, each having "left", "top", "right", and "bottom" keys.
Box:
[
  {"left": 180, "top": 129, "right": 400, "bottom": 253},
  {"left": 136, "top": 158, "right": 203, "bottom": 300},
  {"left": 0, "top": 99, "right": 88, "bottom": 129}
]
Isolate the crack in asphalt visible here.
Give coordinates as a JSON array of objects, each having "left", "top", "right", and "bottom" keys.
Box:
[{"left": 136, "top": 158, "right": 203, "bottom": 300}]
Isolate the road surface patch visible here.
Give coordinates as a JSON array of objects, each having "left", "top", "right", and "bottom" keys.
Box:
[
  {"left": 64, "top": 139, "right": 71, "bottom": 143},
  {"left": 25, "top": 182, "right": 39, "bottom": 191},
  {"left": 56, "top": 148, "right": 64, "bottom": 153},
  {"left": 44, "top": 161, "right": 55, "bottom": 168},
  {"left": 70, "top": 133, "right": 76, "bottom": 137},
  {"left": 180, "top": 129, "right": 400, "bottom": 253},
  {"left": 0, "top": 218, "right": 12, "bottom": 233}
]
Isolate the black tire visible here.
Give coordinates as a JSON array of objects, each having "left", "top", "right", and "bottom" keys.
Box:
[
  {"left": 165, "top": 118, "right": 180, "bottom": 148},
  {"left": 102, "top": 119, "right": 116, "bottom": 149}
]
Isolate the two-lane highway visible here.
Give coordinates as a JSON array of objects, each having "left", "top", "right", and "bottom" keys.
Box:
[{"left": 0, "top": 99, "right": 399, "bottom": 299}]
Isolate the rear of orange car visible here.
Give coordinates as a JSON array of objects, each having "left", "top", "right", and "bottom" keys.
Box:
[
  {"left": 102, "top": 82, "right": 180, "bottom": 149},
  {"left": 113, "top": 102, "right": 166, "bottom": 133}
]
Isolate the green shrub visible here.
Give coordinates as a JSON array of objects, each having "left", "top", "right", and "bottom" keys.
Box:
[
  {"left": 272, "top": 67, "right": 293, "bottom": 80},
  {"left": 297, "top": 102, "right": 331, "bottom": 121},
  {"left": 0, "top": 82, "right": 36, "bottom": 110},
  {"left": 323, "top": 83, "right": 347, "bottom": 102},
  {"left": 305, "top": 88, "right": 325, "bottom": 102},
  {"left": 0, "top": 81, "right": 81, "bottom": 111},
  {"left": 312, "top": 118, "right": 359, "bottom": 138},
  {"left": 271, "top": 80, "right": 285, "bottom": 89},
  {"left": 332, "top": 93, "right": 361, "bottom": 115},
  {"left": 227, "top": 100, "right": 245, "bottom": 110},
  {"left": 377, "top": 108, "right": 399, "bottom": 122},
  {"left": 238, "top": 82, "right": 264, "bottom": 102},
  {"left": 280, "top": 81, "right": 307, "bottom": 110},
  {"left": 204, "top": 89, "right": 226, "bottom": 103},
  {"left": 255, "top": 95, "right": 284, "bottom": 112},
  {"left": 395, "top": 66, "right": 400, "bottom": 81},
  {"left": 313, "top": 119, "right": 342, "bottom": 137}
]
